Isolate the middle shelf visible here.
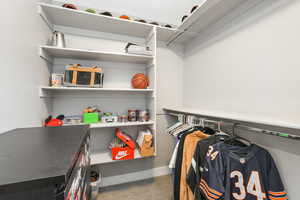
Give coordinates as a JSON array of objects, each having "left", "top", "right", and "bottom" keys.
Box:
[
  {"left": 40, "top": 46, "right": 154, "bottom": 64},
  {"left": 63, "top": 121, "right": 155, "bottom": 129},
  {"left": 40, "top": 86, "right": 155, "bottom": 98}
]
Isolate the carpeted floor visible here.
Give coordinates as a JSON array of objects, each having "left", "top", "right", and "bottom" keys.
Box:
[{"left": 97, "top": 175, "right": 173, "bottom": 200}]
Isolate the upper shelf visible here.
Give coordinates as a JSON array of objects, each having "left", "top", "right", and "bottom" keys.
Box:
[
  {"left": 168, "top": 0, "right": 264, "bottom": 45},
  {"left": 38, "top": 3, "right": 178, "bottom": 42},
  {"left": 40, "top": 46, "right": 154, "bottom": 64}
]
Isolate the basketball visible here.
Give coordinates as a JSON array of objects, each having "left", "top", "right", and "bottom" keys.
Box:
[{"left": 131, "top": 73, "right": 149, "bottom": 89}]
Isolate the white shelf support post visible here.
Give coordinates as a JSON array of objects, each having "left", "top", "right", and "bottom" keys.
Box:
[{"left": 145, "top": 27, "right": 157, "bottom": 155}]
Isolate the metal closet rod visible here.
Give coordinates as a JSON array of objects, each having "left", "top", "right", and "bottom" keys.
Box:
[{"left": 167, "top": 112, "right": 300, "bottom": 140}]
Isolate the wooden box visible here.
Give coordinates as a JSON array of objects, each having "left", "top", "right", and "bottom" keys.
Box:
[{"left": 64, "top": 64, "right": 104, "bottom": 87}]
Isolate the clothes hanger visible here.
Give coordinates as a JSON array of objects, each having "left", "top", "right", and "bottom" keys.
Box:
[
  {"left": 167, "top": 114, "right": 187, "bottom": 136},
  {"left": 167, "top": 114, "right": 184, "bottom": 133},
  {"left": 214, "top": 122, "right": 230, "bottom": 141},
  {"left": 173, "top": 124, "right": 194, "bottom": 138},
  {"left": 215, "top": 122, "right": 228, "bottom": 136},
  {"left": 225, "top": 123, "right": 252, "bottom": 146},
  {"left": 198, "top": 119, "right": 215, "bottom": 135}
]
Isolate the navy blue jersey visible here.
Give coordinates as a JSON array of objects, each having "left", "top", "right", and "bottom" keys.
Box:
[{"left": 200, "top": 143, "right": 287, "bottom": 200}]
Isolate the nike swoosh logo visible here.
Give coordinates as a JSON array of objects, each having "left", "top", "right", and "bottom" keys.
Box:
[{"left": 115, "top": 154, "right": 129, "bottom": 160}]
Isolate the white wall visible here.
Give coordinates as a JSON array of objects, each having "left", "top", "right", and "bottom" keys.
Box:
[
  {"left": 183, "top": 1, "right": 300, "bottom": 199},
  {"left": 0, "top": 0, "right": 51, "bottom": 134},
  {"left": 184, "top": 0, "right": 300, "bottom": 128},
  {"left": 52, "top": 0, "right": 197, "bottom": 26}
]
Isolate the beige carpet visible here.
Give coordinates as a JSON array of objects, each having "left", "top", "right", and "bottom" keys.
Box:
[{"left": 97, "top": 175, "right": 173, "bottom": 200}]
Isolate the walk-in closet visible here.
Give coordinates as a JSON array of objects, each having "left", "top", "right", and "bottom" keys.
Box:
[{"left": 1, "top": 0, "right": 300, "bottom": 199}]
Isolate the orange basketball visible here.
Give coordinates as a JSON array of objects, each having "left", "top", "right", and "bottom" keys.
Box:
[{"left": 131, "top": 73, "right": 149, "bottom": 89}]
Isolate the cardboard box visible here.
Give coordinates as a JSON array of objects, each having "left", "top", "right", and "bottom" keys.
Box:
[
  {"left": 139, "top": 134, "right": 155, "bottom": 157},
  {"left": 116, "top": 129, "right": 136, "bottom": 149},
  {"left": 111, "top": 147, "right": 134, "bottom": 160}
]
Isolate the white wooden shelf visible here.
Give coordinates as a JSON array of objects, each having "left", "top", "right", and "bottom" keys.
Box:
[
  {"left": 39, "top": 86, "right": 154, "bottom": 97},
  {"left": 168, "top": 0, "right": 264, "bottom": 45},
  {"left": 37, "top": 3, "right": 158, "bottom": 166},
  {"left": 40, "top": 46, "right": 154, "bottom": 64},
  {"left": 63, "top": 121, "right": 155, "bottom": 129},
  {"left": 91, "top": 149, "right": 145, "bottom": 165},
  {"left": 38, "top": 3, "right": 178, "bottom": 42},
  {"left": 164, "top": 106, "right": 300, "bottom": 130},
  {"left": 90, "top": 121, "right": 155, "bottom": 128},
  {"left": 40, "top": 86, "right": 154, "bottom": 92}
]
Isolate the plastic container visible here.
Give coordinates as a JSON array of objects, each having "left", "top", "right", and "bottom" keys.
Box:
[
  {"left": 83, "top": 113, "right": 99, "bottom": 124},
  {"left": 90, "top": 171, "right": 102, "bottom": 200}
]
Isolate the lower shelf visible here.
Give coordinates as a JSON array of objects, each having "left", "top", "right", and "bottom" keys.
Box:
[{"left": 91, "top": 149, "right": 152, "bottom": 165}]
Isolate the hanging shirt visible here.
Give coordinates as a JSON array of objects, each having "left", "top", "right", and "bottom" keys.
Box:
[
  {"left": 186, "top": 135, "right": 229, "bottom": 200},
  {"left": 180, "top": 131, "right": 209, "bottom": 200},
  {"left": 200, "top": 143, "right": 288, "bottom": 200},
  {"left": 174, "top": 130, "right": 195, "bottom": 200},
  {"left": 169, "top": 141, "right": 180, "bottom": 169}
]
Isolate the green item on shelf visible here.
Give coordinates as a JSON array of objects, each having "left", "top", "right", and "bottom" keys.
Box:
[
  {"left": 83, "top": 113, "right": 99, "bottom": 124},
  {"left": 85, "top": 8, "right": 97, "bottom": 14},
  {"left": 278, "top": 133, "right": 289, "bottom": 137},
  {"left": 103, "top": 112, "right": 112, "bottom": 116}
]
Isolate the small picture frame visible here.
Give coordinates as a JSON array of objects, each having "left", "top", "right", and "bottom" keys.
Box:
[{"left": 51, "top": 73, "right": 64, "bottom": 87}]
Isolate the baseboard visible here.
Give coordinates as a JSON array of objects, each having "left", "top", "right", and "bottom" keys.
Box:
[{"left": 101, "top": 166, "right": 171, "bottom": 187}]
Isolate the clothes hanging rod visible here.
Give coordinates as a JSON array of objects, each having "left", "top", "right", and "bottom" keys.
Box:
[
  {"left": 164, "top": 107, "right": 300, "bottom": 130},
  {"left": 166, "top": 112, "right": 300, "bottom": 140},
  {"left": 236, "top": 124, "right": 300, "bottom": 140}
]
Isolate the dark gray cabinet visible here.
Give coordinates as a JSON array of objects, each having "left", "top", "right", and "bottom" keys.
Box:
[{"left": 0, "top": 126, "right": 91, "bottom": 200}]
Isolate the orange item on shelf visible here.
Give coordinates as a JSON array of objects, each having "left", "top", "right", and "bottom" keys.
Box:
[
  {"left": 119, "top": 15, "right": 131, "bottom": 20},
  {"left": 44, "top": 118, "right": 63, "bottom": 127},
  {"left": 62, "top": 4, "right": 78, "bottom": 10},
  {"left": 111, "top": 147, "right": 134, "bottom": 160},
  {"left": 131, "top": 73, "right": 149, "bottom": 89},
  {"left": 115, "top": 129, "right": 136, "bottom": 149}
]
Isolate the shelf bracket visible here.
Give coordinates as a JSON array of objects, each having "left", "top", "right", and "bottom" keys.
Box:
[
  {"left": 39, "top": 47, "right": 54, "bottom": 64},
  {"left": 37, "top": 5, "right": 54, "bottom": 31},
  {"left": 147, "top": 62, "right": 155, "bottom": 68},
  {"left": 39, "top": 87, "right": 51, "bottom": 98},
  {"left": 166, "top": 30, "right": 185, "bottom": 47}
]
